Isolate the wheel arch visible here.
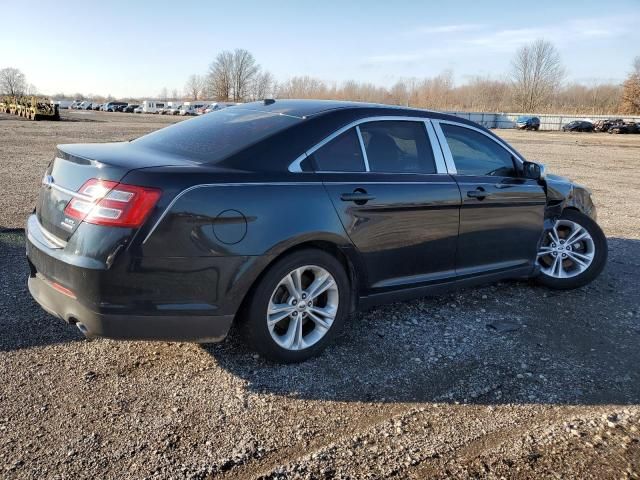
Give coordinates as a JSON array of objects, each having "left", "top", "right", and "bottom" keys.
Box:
[{"left": 236, "top": 238, "right": 362, "bottom": 324}]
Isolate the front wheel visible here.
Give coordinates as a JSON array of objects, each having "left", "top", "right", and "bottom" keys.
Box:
[
  {"left": 535, "top": 210, "right": 607, "bottom": 289},
  {"left": 239, "top": 249, "right": 350, "bottom": 363}
]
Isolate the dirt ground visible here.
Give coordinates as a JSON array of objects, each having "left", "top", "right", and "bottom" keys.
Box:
[{"left": 0, "top": 110, "right": 639, "bottom": 479}]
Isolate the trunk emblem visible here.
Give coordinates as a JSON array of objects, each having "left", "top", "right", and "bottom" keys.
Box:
[{"left": 42, "top": 175, "right": 55, "bottom": 188}]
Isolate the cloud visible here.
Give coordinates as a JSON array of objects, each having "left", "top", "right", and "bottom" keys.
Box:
[{"left": 404, "top": 23, "right": 485, "bottom": 36}]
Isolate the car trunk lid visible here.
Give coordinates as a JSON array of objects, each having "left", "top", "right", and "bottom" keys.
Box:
[{"left": 36, "top": 142, "right": 194, "bottom": 241}]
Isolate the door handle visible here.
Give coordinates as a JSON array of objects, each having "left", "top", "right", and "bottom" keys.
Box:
[
  {"left": 340, "top": 190, "right": 375, "bottom": 205},
  {"left": 467, "top": 188, "right": 490, "bottom": 199}
]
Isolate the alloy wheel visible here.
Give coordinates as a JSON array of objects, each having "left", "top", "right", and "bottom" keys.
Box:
[
  {"left": 267, "top": 265, "right": 339, "bottom": 351},
  {"left": 537, "top": 219, "right": 595, "bottom": 278}
]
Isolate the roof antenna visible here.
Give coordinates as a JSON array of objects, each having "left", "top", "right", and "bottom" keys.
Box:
[{"left": 263, "top": 98, "right": 275, "bottom": 105}]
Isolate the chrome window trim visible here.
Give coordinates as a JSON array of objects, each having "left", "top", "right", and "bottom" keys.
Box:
[
  {"left": 355, "top": 125, "right": 370, "bottom": 172},
  {"left": 432, "top": 119, "right": 525, "bottom": 176},
  {"left": 288, "top": 116, "right": 451, "bottom": 175},
  {"left": 423, "top": 119, "right": 449, "bottom": 174}
]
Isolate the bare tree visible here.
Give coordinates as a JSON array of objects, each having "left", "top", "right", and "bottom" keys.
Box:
[
  {"left": 250, "top": 70, "right": 275, "bottom": 100},
  {"left": 207, "top": 51, "right": 234, "bottom": 101},
  {"left": 184, "top": 74, "right": 205, "bottom": 100},
  {"left": 510, "top": 39, "right": 564, "bottom": 112},
  {"left": 0, "top": 67, "right": 27, "bottom": 96},
  {"left": 171, "top": 88, "right": 179, "bottom": 100},
  {"left": 158, "top": 87, "right": 168, "bottom": 100},
  {"left": 620, "top": 56, "right": 640, "bottom": 114},
  {"left": 231, "top": 49, "right": 259, "bottom": 102}
]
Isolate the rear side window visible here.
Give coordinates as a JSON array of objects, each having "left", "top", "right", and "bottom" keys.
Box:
[
  {"left": 133, "top": 108, "right": 300, "bottom": 164},
  {"left": 359, "top": 121, "right": 436, "bottom": 173},
  {"left": 440, "top": 124, "right": 516, "bottom": 177},
  {"left": 309, "top": 128, "right": 365, "bottom": 172}
]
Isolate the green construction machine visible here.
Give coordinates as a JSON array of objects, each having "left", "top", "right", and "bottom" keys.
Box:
[{"left": 0, "top": 95, "right": 59, "bottom": 120}]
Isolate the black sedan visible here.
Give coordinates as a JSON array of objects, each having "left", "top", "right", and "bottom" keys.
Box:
[
  {"left": 562, "top": 120, "right": 594, "bottom": 132},
  {"left": 26, "top": 100, "right": 607, "bottom": 362}
]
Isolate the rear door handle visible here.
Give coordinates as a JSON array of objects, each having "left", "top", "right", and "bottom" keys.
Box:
[
  {"left": 467, "top": 188, "right": 490, "bottom": 199},
  {"left": 340, "top": 191, "right": 375, "bottom": 204}
]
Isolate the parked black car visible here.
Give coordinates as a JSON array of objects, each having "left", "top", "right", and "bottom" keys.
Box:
[
  {"left": 562, "top": 120, "right": 594, "bottom": 132},
  {"left": 105, "top": 102, "right": 128, "bottom": 112},
  {"left": 123, "top": 104, "right": 140, "bottom": 113},
  {"left": 608, "top": 122, "right": 639, "bottom": 134},
  {"left": 26, "top": 100, "right": 607, "bottom": 362},
  {"left": 516, "top": 115, "right": 540, "bottom": 130}
]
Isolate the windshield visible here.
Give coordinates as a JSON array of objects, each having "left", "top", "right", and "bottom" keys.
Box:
[
  {"left": 133, "top": 108, "right": 301, "bottom": 164},
  {"left": 517, "top": 116, "right": 531, "bottom": 122}
]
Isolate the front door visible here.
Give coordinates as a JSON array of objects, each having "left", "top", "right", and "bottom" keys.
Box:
[{"left": 435, "top": 121, "right": 546, "bottom": 276}]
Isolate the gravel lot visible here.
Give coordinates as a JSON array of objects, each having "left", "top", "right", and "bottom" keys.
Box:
[{"left": 1, "top": 110, "right": 639, "bottom": 479}]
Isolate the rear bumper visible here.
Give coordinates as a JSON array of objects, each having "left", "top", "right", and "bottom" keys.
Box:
[{"left": 28, "top": 273, "right": 233, "bottom": 342}]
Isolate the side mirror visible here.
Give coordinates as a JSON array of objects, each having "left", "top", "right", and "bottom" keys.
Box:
[{"left": 523, "top": 161, "right": 546, "bottom": 181}]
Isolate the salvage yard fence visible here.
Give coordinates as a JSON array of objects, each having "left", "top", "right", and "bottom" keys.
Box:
[{"left": 446, "top": 111, "right": 640, "bottom": 131}]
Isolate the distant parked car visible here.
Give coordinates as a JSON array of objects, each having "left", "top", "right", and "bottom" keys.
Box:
[
  {"left": 562, "top": 120, "right": 594, "bottom": 132},
  {"left": 166, "top": 104, "right": 182, "bottom": 115},
  {"left": 133, "top": 105, "right": 143, "bottom": 114},
  {"left": 92, "top": 104, "right": 102, "bottom": 111},
  {"left": 69, "top": 101, "right": 82, "bottom": 109},
  {"left": 123, "top": 104, "right": 139, "bottom": 113},
  {"left": 516, "top": 116, "right": 540, "bottom": 131},
  {"left": 77, "top": 101, "right": 93, "bottom": 110},
  {"left": 104, "top": 102, "right": 128, "bottom": 112},
  {"left": 114, "top": 104, "right": 129, "bottom": 112},
  {"left": 608, "top": 122, "right": 639, "bottom": 134}
]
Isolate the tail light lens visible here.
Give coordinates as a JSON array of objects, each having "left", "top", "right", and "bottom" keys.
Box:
[{"left": 64, "top": 179, "right": 161, "bottom": 228}]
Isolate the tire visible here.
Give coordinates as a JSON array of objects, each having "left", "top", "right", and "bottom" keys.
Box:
[
  {"left": 535, "top": 209, "right": 607, "bottom": 290},
  {"left": 239, "top": 248, "right": 351, "bottom": 363}
]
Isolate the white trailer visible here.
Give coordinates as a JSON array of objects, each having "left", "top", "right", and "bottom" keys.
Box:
[
  {"left": 141, "top": 100, "right": 168, "bottom": 114},
  {"left": 53, "top": 100, "right": 74, "bottom": 109},
  {"left": 179, "top": 101, "right": 211, "bottom": 116}
]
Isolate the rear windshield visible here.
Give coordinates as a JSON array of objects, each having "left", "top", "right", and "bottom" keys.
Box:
[{"left": 133, "top": 108, "right": 300, "bottom": 164}]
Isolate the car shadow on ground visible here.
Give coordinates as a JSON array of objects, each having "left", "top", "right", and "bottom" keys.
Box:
[
  {"left": 0, "top": 230, "right": 83, "bottom": 351},
  {"left": 205, "top": 237, "right": 640, "bottom": 406}
]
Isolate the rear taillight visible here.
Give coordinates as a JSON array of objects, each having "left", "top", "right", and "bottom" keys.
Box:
[{"left": 63, "top": 178, "right": 161, "bottom": 228}]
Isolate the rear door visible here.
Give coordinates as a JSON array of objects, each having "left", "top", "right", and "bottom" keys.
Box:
[
  {"left": 433, "top": 120, "right": 546, "bottom": 276},
  {"left": 313, "top": 118, "right": 461, "bottom": 292}
]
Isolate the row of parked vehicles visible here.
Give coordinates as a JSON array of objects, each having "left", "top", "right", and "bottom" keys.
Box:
[
  {"left": 515, "top": 115, "right": 640, "bottom": 134},
  {"left": 62, "top": 100, "right": 237, "bottom": 116}
]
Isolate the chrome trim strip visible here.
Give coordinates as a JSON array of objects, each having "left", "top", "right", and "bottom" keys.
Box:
[
  {"left": 431, "top": 121, "right": 457, "bottom": 174},
  {"left": 355, "top": 125, "right": 370, "bottom": 172},
  {"left": 288, "top": 115, "right": 455, "bottom": 174},
  {"left": 424, "top": 119, "right": 448, "bottom": 174},
  {"left": 47, "top": 181, "right": 93, "bottom": 202}
]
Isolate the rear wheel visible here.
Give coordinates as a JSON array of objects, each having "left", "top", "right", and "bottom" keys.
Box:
[
  {"left": 535, "top": 210, "right": 607, "bottom": 289},
  {"left": 240, "top": 249, "right": 350, "bottom": 363}
]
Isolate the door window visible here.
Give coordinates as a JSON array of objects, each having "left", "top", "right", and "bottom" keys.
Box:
[
  {"left": 309, "top": 128, "right": 365, "bottom": 172},
  {"left": 440, "top": 124, "right": 516, "bottom": 177},
  {"left": 359, "top": 121, "right": 436, "bottom": 173}
]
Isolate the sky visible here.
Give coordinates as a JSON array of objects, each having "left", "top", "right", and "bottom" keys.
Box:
[{"left": 1, "top": 0, "right": 639, "bottom": 98}]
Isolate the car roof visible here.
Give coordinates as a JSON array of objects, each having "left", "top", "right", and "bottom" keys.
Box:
[{"left": 232, "top": 99, "right": 473, "bottom": 124}]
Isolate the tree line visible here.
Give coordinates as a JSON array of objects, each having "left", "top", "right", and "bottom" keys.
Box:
[{"left": 2, "top": 41, "right": 639, "bottom": 115}]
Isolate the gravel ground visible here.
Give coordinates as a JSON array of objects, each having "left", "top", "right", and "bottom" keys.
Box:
[{"left": 0, "top": 111, "right": 639, "bottom": 479}]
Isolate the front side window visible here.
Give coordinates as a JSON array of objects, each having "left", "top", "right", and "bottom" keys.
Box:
[
  {"left": 359, "top": 121, "right": 436, "bottom": 173},
  {"left": 309, "top": 128, "right": 365, "bottom": 172},
  {"left": 440, "top": 124, "right": 516, "bottom": 177}
]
